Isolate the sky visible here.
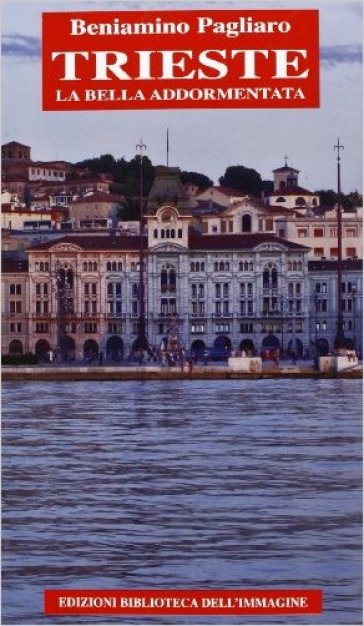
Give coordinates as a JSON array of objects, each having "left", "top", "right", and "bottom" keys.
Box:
[{"left": 1, "top": 0, "right": 363, "bottom": 193}]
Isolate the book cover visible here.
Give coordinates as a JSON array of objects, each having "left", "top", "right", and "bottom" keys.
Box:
[{"left": 1, "top": 0, "right": 362, "bottom": 625}]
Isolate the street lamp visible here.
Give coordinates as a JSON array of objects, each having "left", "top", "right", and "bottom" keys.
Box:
[
  {"left": 279, "top": 294, "right": 285, "bottom": 358},
  {"left": 134, "top": 138, "right": 150, "bottom": 354},
  {"left": 334, "top": 138, "right": 345, "bottom": 349},
  {"left": 352, "top": 285, "right": 357, "bottom": 350},
  {"left": 55, "top": 265, "right": 74, "bottom": 362}
]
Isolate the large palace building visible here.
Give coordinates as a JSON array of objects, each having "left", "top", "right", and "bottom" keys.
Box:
[
  {"left": 2, "top": 149, "right": 362, "bottom": 361},
  {"left": 2, "top": 203, "right": 362, "bottom": 361}
]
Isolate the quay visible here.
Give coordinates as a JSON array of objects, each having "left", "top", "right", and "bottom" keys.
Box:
[{"left": 2, "top": 363, "right": 362, "bottom": 381}]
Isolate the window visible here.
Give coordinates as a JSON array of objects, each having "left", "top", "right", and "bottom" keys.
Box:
[
  {"left": 10, "top": 284, "right": 21, "bottom": 295},
  {"left": 330, "top": 228, "right": 337, "bottom": 237},
  {"left": 314, "top": 228, "right": 324, "bottom": 237},
  {"left": 84, "top": 322, "right": 97, "bottom": 333},
  {"left": 345, "top": 228, "right": 356, "bottom": 237},
  {"left": 35, "top": 323, "right": 49, "bottom": 333},
  {"left": 346, "top": 247, "right": 357, "bottom": 257},
  {"left": 10, "top": 301, "right": 22, "bottom": 313},
  {"left": 265, "top": 219, "right": 274, "bottom": 231},
  {"left": 297, "top": 229, "right": 308, "bottom": 238},
  {"left": 314, "top": 248, "right": 324, "bottom": 257},
  {"left": 215, "top": 323, "right": 230, "bottom": 333},
  {"left": 10, "top": 322, "right": 22, "bottom": 333},
  {"left": 330, "top": 248, "right": 338, "bottom": 257},
  {"left": 240, "top": 323, "right": 253, "bottom": 333},
  {"left": 191, "top": 323, "right": 205, "bottom": 333}
]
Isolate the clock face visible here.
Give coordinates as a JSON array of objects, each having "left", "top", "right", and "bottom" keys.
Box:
[{"left": 161, "top": 208, "right": 175, "bottom": 223}]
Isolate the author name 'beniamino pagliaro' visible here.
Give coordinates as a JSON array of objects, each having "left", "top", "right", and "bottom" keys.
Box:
[{"left": 55, "top": 86, "right": 306, "bottom": 103}]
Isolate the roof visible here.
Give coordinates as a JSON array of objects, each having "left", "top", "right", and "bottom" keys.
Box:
[
  {"left": 2, "top": 257, "right": 29, "bottom": 273},
  {"left": 27, "top": 235, "right": 143, "bottom": 252},
  {"left": 270, "top": 186, "right": 314, "bottom": 197},
  {"left": 2, "top": 141, "right": 31, "bottom": 149},
  {"left": 1, "top": 204, "right": 53, "bottom": 215},
  {"left": 27, "top": 232, "right": 310, "bottom": 253},
  {"left": 308, "top": 259, "right": 362, "bottom": 271},
  {"left": 189, "top": 232, "right": 310, "bottom": 251},
  {"left": 272, "top": 165, "right": 300, "bottom": 173}
]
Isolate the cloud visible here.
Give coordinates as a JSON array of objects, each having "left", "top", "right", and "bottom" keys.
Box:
[
  {"left": 321, "top": 44, "right": 362, "bottom": 66},
  {"left": 1, "top": 34, "right": 40, "bottom": 58},
  {"left": 1, "top": 33, "right": 362, "bottom": 70}
]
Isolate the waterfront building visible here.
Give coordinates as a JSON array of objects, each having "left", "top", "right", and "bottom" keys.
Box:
[{"left": 2, "top": 202, "right": 362, "bottom": 361}]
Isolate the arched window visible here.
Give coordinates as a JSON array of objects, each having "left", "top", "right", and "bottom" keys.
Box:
[
  {"left": 191, "top": 284, "right": 197, "bottom": 298},
  {"left": 107, "top": 283, "right": 113, "bottom": 296},
  {"left": 288, "top": 282, "right": 294, "bottom": 296},
  {"left": 40, "top": 262, "right": 44, "bottom": 271},
  {"left": 292, "top": 261, "right": 298, "bottom": 271},
  {"left": 118, "top": 262, "right": 123, "bottom": 272},
  {"left": 45, "top": 263, "right": 49, "bottom": 272},
  {"left": 272, "top": 268, "right": 278, "bottom": 288},
  {"left": 191, "top": 262, "right": 195, "bottom": 272},
  {"left": 295, "top": 197, "right": 306, "bottom": 206},
  {"left": 297, "top": 261, "right": 302, "bottom": 271},
  {"left": 249, "top": 262, "right": 253, "bottom": 271},
  {"left": 112, "top": 262, "right": 116, "bottom": 271},
  {"left": 288, "top": 261, "right": 292, "bottom": 271},
  {"left": 161, "top": 229, "right": 165, "bottom": 239},
  {"left": 263, "top": 269, "right": 270, "bottom": 288},
  {"left": 295, "top": 283, "right": 301, "bottom": 295},
  {"left": 93, "top": 262, "right": 97, "bottom": 271},
  {"left": 171, "top": 229, "right": 175, "bottom": 239},
  {"left": 201, "top": 262, "right": 205, "bottom": 271},
  {"left": 196, "top": 262, "right": 200, "bottom": 272},
  {"left": 276, "top": 196, "right": 286, "bottom": 203},
  {"left": 154, "top": 229, "right": 158, "bottom": 238},
  {"left": 115, "top": 283, "right": 122, "bottom": 297},
  {"left": 198, "top": 284, "right": 204, "bottom": 298},
  {"left": 242, "top": 214, "right": 252, "bottom": 233},
  {"left": 178, "top": 229, "right": 182, "bottom": 238},
  {"left": 219, "top": 262, "right": 224, "bottom": 271},
  {"left": 84, "top": 262, "right": 88, "bottom": 271},
  {"left": 169, "top": 270, "right": 176, "bottom": 291},
  {"left": 226, "top": 262, "right": 230, "bottom": 271},
  {"left": 244, "top": 261, "right": 249, "bottom": 271},
  {"left": 161, "top": 269, "right": 168, "bottom": 292},
  {"left": 239, "top": 261, "right": 243, "bottom": 271},
  {"left": 214, "top": 262, "right": 218, "bottom": 272}
]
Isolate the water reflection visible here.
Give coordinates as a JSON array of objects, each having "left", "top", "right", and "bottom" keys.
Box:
[{"left": 2, "top": 380, "right": 362, "bottom": 624}]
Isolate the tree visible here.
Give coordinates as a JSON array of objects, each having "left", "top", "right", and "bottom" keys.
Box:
[
  {"left": 74, "top": 153, "right": 117, "bottom": 176},
  {"left": 314, "top": 189, "right": 337, "bottom": 207},
  {"left": 180, "top": 171, "right": 213, "bottom": 190},
  {"left": 219, "top": 165, "right": 264, "bottom": 196}
]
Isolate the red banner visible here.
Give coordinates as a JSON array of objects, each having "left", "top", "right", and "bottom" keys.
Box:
[
  {"left": 42, "top": 10, "right": 319, "bottom": 110},
  {"left": 44, "top": 589, "right": 323, "bottom": 615}
]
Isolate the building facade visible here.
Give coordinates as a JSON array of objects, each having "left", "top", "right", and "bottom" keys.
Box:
[{"left": 3, "top": 204, "right": 361, "bottom": 362}]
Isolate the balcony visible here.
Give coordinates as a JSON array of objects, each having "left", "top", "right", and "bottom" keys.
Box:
[
  {"left": 157, "top": 312, "right": 179, "bottom": 318},
  {"left": 212, "top": 312, "right": 232, "bottom": 319}
]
